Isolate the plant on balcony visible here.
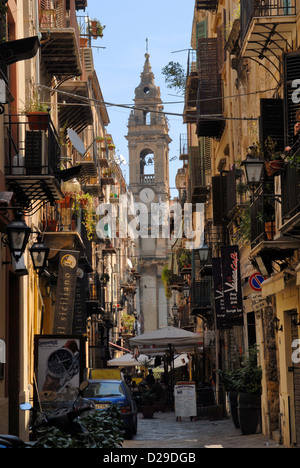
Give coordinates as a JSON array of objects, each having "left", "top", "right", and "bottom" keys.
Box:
[
  {"left": 72, "top": 192, "right": 96, "bottom": 241},
  {"left": 177, "top": 249, "right": 192, "bottom": 271},
  {"left": 162, "top": 266, "right": 172, "bottom": 300},
  {"left": 22, "top": 95, "right": 50, "bottom": 131},
  {"left": 121, "top": 313, "right": 136, "bottom": 335},
  {"left": 88, "top": 19, "right": 105, "bottom": 39},
  {"left": 234, "top": 203, "right": 251, "bottom": 243},
  {"left": 261, "top": 137, "right": 286, "bottom": 176}
]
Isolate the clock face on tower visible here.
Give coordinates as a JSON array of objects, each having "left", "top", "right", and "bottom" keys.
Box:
[{"left": 140, "top": 188, "right": 155, "bottom": 203}]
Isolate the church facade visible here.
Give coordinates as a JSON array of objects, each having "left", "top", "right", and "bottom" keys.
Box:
[{"left": 126, "top": 53, "right": 172, "bottom": 333}]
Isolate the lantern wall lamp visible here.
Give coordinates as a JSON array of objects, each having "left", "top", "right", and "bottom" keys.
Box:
[{"left": 1, "top": 212, "right": 49, "bottom": 274}]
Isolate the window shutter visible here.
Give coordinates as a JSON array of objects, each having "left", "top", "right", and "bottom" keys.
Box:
[
  {"left": 212, "top": 173, "right": 228, "bottom": 225},
  {"left": 196, "top": 20, "right": 207, "bottom": 41},
  {"left": 198, "top": 38, "right": 222, "bottom": 116},
  {"left": 226, "top": 167, "right": 237, "bottom": 214},
  {"left": 259, "top": 99, "right": 284, "bottom": 152},
  {"left": 284, "top": 51, "right": 300, "bottom": 147}
]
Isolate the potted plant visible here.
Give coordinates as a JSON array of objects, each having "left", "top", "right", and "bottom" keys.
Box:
[
  {"left": 237, "top": 346, "right": 262, "bottom": 435},
  {"left": 161, "top": 265, "right": 172, "bottom": 300},
  {"left": 23, "top": 94, "right": 50, "bottom": 131},
  {"left": 72, "top": 192, "right": 96, "bottom": 241},
  {"left": 42, "top": 219, "right": 59, "bottom": 232},
  {"left": 89, "top": 19, "right": 105, "bottom": 39},
  {"left": 140, "top": 390, "right": 156, "bottom": 419},
  {"left": 263, "top": 137, "right": 285, "bottom": 177},
  {"left": 219, "top": 368, "right": 242, "bottom": 429}
]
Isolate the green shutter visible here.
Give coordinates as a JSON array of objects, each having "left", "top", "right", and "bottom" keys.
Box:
[{"left": 196, "top": 20, "right": 207, "bottom": 42}]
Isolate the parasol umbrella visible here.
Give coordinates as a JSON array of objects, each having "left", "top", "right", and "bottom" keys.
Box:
[
  {"left": 129, "top": 326, "right": 202, "bottom": 355},
  {"left": 107, "top": 353, "right": 152, "bottom": 367}
]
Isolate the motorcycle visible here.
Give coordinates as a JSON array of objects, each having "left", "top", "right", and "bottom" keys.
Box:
[{"left": 0, "top": 381, "right": 95, "bottom": 448}]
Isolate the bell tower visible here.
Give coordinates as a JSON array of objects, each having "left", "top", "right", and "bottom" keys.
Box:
[{"left": 126, "top": 53, "right": 172, "bottom": 333}]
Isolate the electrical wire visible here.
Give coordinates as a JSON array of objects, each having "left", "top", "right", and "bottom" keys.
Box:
[{"left": 38, "top": 84, "right": 271, "bottom": 122}]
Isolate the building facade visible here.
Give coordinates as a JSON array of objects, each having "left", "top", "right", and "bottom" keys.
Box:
[
  {"left": 177, "top": 0, "right": 300, "bottom": 447},
  {"left": 0, "top": 0, "right": 136, "bottom": 438}
]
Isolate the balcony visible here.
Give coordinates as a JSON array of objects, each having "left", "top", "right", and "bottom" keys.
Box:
[
  {"left": 196, "top": 0, "right": 219, "bottom": 12},
  {"left": 87, "top": 272, "right": 102, "bottom": 316},
  {"left": 140, "top": 174, "right": 155, "bottom": 184},
  {"left": 196, "top": 38, "right": 225, "bottom": 139},
  {"left": 184, "top": 50, "right": 198, "bottom": 125},
  {"left": 191, "top": 279, "right": 212, "bottom": 320},
  {"left": 41, "top": 200, "right": 85, "bottom": 260},
  {"left": 39, "top": 0, "right": 82, "bottom": 77},
  {"left": 189, "top": 146, "right": 209, "bottom": 203},
  {"left": 58, "top": 79, "right": 93, "bottom": 134},
  {"left": 179, "top": 134, "right": 189, "bottom": 161},
  {"left": 240, "top": 0, "right": 297, "bottom": 58},
  {"left": 280, "top": 158, "right": 300, "bottom": 238},
  {"left": 4, "top": 114, "right": 64, "bottom": 213},
  {"left": 248, "top": 181, "right": 299, "bottom": 265}
]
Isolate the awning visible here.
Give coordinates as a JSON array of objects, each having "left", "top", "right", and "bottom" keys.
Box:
[{"left": 0, "top": 36, "right": 40, "bottom": 65}]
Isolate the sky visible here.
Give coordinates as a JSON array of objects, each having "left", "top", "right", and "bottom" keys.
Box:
[{"left": 85, "top": 0, "right": 195, "bottom": 198}]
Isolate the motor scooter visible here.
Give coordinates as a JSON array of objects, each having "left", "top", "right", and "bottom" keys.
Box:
[{"left": 0, "top": 381, "right": 95, "bottom": 448}]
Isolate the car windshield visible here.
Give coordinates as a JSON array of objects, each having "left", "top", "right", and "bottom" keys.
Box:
[{"left": 84, "top": 382, "right": 125, "bottom": 398}]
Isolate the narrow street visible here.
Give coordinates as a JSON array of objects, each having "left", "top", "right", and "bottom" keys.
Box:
[{"left": 122, "top": 412, "right": 284, "bottom": 449}]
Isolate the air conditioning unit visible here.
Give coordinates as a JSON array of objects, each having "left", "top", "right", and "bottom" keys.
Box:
[{"left": 25, "top": 130, "right": 48, "bottom": 175}]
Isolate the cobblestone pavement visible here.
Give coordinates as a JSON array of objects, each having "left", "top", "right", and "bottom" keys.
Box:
[{"left": 123, "top": 412, "right": 285, "bottom": 449}]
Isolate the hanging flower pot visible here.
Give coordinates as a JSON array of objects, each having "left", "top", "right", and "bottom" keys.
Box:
[
  {"left": 27, "top": 112, "right": 49, "bottom": 131},
  {"left": 265, "top": 221, "right": 275, "bottom": 240},
  {"left": 265, "top": 159, "right": 285, "bottom": 177},
  {"left": 91, "top": 20, "right": 98, "bottom": 39}
]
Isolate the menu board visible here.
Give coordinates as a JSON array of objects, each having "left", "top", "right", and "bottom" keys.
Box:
[{"left": 174, "top": 382, "right": 197, "bottom": 420}]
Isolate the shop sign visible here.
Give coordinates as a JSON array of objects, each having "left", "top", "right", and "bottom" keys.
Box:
[{"left": 53, "top": 251, "right": 79, "bottom": 335}]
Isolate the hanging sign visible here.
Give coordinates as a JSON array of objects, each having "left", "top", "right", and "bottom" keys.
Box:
[
  {"left": 221, "top": 246, "right": 244, "bottom": 327},
  {"left": 53, "top": 251, "right": 80, "bottom": 335},
  {"left": 212, "top": 258, "right": 227, "bottom": 330}
]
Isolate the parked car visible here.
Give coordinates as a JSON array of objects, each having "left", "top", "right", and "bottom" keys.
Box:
[{"left": 83, "top": 379, "right": 138, "bottom": 439}]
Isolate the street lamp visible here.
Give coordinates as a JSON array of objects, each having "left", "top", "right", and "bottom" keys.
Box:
[
  {"left": 198, "top": 244, "right": 210, "bottom": 262},
  {"left": 29, "top": 235, "right": 50, "bottom": 275},
  {"left": 5, "top": 212, "right": 31, "bottom": 262},
  {"left": 182, "top": 283, "right": 190, "bottom": 302},
  {"left": 242, "top": 153, "right": 264, "bottom": 192},
  {"left": 172, "top": 303, "right": 179, "bottom": 322}
]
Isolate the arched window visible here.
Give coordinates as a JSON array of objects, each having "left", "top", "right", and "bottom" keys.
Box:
[
  {"left": 140, "top": 149, "right": 155, "bottom": 176},
  {"left": 143, "top": 110, "right": 151, "bottom": 125}
]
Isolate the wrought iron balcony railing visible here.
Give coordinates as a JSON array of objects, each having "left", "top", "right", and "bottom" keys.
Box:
[
  {"left": 281, "top": 157, "right": 300, "bottom": 226},
  {"left": 191, "top": 278, "right": 213, "bottom": 320},
  {"left": 4, "top": 114, "right": 63, "bottom": 212},
  {"left": 241, "top": 0, "right": 296, "bottom": 41},
  {"left": 250, "top": 183, "right": 276, "bottom": 248},
  {"left": 196, "top": 0, "right": 219, "bottom": 12}
]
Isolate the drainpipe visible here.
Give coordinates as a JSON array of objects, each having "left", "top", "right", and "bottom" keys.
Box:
[{"left": 35, "top": 0, "right": 40, "bottom": 86}]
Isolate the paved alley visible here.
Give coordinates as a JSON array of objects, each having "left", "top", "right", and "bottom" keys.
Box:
[{"left": 123, "top": 412, "right": 284, "bottom": 449}]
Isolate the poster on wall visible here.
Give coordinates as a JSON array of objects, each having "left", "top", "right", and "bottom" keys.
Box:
[{"left": 34, "top": 335, "right": 86, "bottom": 404}]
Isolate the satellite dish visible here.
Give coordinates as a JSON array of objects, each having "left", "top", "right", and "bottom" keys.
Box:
[{"left": 67, "top": 129, "right": 86, "bottom": 157}]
